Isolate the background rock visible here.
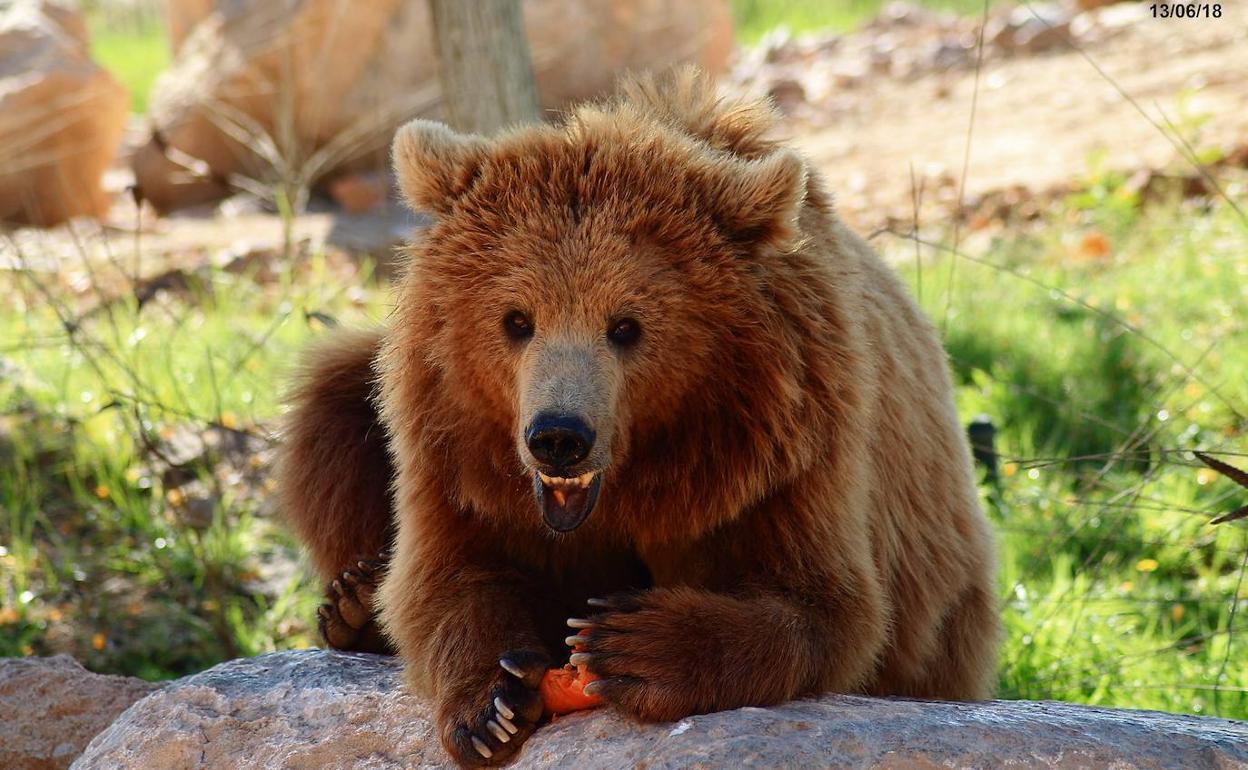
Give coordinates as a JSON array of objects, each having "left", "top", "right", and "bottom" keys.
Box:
[
  {"left": 135, "top": 0, "right": 732, "bottom": 213},
  {"left": 73, "top": 650, "right": 1248, "bottom": 769},
  {"left": 0, "top": 0, "right": 129, "bottom": 226},
  {"left": 0, "top": 655, "right": 161, "bottom": 770}
]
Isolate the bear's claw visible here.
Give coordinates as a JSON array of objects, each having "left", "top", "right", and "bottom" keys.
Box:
[
  {"left": 493, "top": 696, "right": 515, "bottom": 720},
  {"left": 498, "top": 657, "right": 526, "bottom": 679},
  {"left": 485, "top": 719, "right": 510, "bottom": 742},
  {"left": 471, "top": 736, "right": 493, "bottom": 759}
]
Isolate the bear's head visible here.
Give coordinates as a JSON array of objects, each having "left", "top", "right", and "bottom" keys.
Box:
[{"left": 383, "top": 77, "right": 847, "bottom": 542}]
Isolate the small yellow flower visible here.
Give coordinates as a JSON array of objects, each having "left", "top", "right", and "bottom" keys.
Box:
[
  {"left": 1003, "top": 462, "right": 1018, "bottom": 478},
  {"left": 0, "top": 607, "right": 19, "bottom": 624},
  {"left": 219, "top": 411, "right": 239, "bottom": 430},
  {"left": 91, "top": 632, "right": 106, "bottom": 651},
  {"left": 1119, "top": 580, "right": 1134, "bottom": 593},
  {"left": 94, "top": 484, "right": 110, "bottom": 499},
  {"left": 1136, "top": 558, "right": 1160, "bottom": 573},
  {"left": 166, "top": 488, "right": 185, "bottom": 507},
  {"left": 22, "top": 645, "right": 33, "bottom": 656},
  {"left": 1196, "top": 468, "right": 1217, "bottom": 486},
  {"left": 1171, "top": 604, "right": 1185, "bottom": 622}
]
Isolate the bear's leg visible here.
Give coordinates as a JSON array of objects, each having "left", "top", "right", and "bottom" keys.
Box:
[
  {"left": 278, "top": 327, "right": 396, "bottom": 653},
  {"left": 378, "top": 531, "right": 555, "bottom": 768},
  {"left": 911, "top": 583, "right": 1001, "bottom": 700}
]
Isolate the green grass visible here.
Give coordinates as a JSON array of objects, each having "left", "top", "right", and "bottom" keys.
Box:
[
  {"left": 87, "top": 11, "right": 167, "bottom": 114},
  {"left": 730, "top": 0, "right": 1005, "bottom": 42},
  {"left": 881, "top": 181, "right": 1248, "bottom": 717},
  {"left": 0, "top": 250, "right": 388, "bottom": 677}
]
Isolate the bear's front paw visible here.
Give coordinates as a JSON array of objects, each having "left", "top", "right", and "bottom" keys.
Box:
[
  {"left": 439, "top": 649, "right": 548, "bottom": 768},
  {"left": 568, "top": 592, "right": 705, "bottom": 722}
]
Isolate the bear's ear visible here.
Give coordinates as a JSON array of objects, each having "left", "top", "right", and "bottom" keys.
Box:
[
  {"left": 391, "top": 119, "right": 490, "bottom": 215},
  {"left": 702, "top": 150, "right": 808, "bottom": 251}
]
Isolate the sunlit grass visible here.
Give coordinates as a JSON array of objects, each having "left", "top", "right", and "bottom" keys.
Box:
[
  {"left": 87, "top": 9, "right": 167, "bottom": 113},
  {"left": 883, "top": 190, "right": 1248, "bottom": 717},
  {"left": 0, "top": 249, "right": 388, "bottom": 677},
  {"left": 730, "top": 0, "right": 1007, "bottom": 42}
]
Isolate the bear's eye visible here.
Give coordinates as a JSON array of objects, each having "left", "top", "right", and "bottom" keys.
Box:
[
  {"left": 607, "top": 317, "right": 641, "bottom": 347},
  {"left": 503, "top": 310, "right": 534, "bottom": 341}
]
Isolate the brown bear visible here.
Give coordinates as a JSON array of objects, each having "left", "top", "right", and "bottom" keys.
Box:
[{"left": 279, "top": 68, "right": 1000, "bottom": 767}]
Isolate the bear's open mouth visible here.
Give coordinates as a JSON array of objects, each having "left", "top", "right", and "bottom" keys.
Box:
[{"left": 533, "top": 471, "right": 602, "bottom": 532}]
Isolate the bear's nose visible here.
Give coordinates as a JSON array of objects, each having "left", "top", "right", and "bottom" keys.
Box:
[{"left": 526, "top": 413, "right": 595, "bottom": 469}]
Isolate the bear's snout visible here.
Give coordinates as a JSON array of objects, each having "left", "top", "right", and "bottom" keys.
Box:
[
  {"left": 516, "top": 339, "right": 617, "bottom": 531},
  {"left": 526, "top": 412, "right": 595, "bottom": 470}
]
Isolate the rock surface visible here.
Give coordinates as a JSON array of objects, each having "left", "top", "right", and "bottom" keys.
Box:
[
  {"left": 74, "top": 649, "right": 1248, "bottom": 769},
  {"left": 0, "top": 0, "right": 129, "bottom": 226},
  {"left": 0, "top": 655, "right": 161, "bottom": 770},
  {"left": 73, "top": 651, "right": 439, "bottom": 770},
  {"left": 135, "top": 0, "right": 732, "bottom": 212}
]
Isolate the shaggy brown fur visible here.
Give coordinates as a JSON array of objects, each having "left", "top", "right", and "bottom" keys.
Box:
[{"left": 279, "top": 68, "right": 999, "bottom": 767}]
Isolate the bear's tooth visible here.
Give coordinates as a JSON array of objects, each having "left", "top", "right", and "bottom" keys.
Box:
[
  {"left": 576, "top": 471, "right": 595, "bottom": 486},
  {"left": 539, "top": 471, "right": 555, "bottom": 485}
]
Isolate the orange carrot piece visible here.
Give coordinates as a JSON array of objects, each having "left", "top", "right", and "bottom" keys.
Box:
[
  {"left": 540, "top": 629, "right": 604, "bottom": 715},
  {"left": 540, "top": 664, "right": 602, "bottom": 715}
]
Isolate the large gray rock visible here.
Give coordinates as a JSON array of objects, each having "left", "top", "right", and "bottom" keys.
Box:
[
  {"left": 73, "top": 649, "right": 1248, "bottom": 769},
  {"left": 0, "top": 655, "right": 161, "bottom": 770}
]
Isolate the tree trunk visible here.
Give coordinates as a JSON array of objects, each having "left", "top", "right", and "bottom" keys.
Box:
[{"left": 427, "top": 0, "right": 541, "bottom": 134}]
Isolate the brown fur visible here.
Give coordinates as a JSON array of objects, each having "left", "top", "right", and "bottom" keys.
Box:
[
  {"left": 278, "top": 327, "right": 394, "bottom": 579},
  {"left": 279, "top": 68, "right": 999, "bottom": 767}
]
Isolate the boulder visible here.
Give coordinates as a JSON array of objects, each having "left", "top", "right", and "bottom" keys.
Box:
[
  {"left": 134, "top": 0, "right": 733, "bottom": 213},
  {"left": 74, "top": 649, "right": 1248, "bottom": 769},
  {"left": 0, "top": 0, "right": 129, "bottom": 226},
  {"left": 0, "top": 655, "right": 161, "bottom": 770}
]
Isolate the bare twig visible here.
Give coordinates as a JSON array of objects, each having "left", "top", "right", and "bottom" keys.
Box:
[{"left": 1195, "top": 451, "right": 1248, "bottom": 525}]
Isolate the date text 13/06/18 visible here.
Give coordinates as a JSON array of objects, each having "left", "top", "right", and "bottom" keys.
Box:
[{"left": 1151, "top": 3, "right": 1221, "bottom": 17}]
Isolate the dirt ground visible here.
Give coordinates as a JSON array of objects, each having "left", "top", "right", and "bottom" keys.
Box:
[{"left": 741, "top": 1, "right": 1248, "bottom": 230}]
